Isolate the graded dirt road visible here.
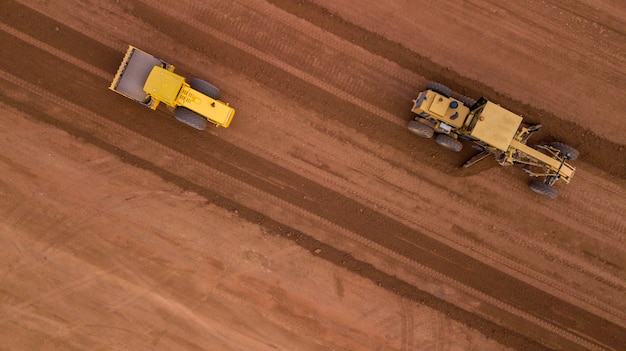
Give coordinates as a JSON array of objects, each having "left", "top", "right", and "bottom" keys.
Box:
[{"left": 1, "top": 1, "right": 625, "bottom": 350}]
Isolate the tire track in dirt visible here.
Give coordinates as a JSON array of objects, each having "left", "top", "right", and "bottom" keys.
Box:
[
  {"left": 469, "top": 166, "right": 626, "bottom": 261},
  {"left": 134, "top": 0, "right": 405, "bottom": 128},
  {"left": 467, "top": 173, "right": 626, "bottom": 287},
  {"left": 214, "top": 0, "right": 621, "bottom": 324},
  {"left": 0, "top": 44, "right": 612, "bottom": 351},
  {"left": 0, "top": 29, "right": 605, "bottom": 347},
  {"left": 108, "top": 0, "right": 626, "bottom": 329},
  {"left": 0, "top": 70, "right": 555, "bottom": 351},
  {"left": 7, "top": 0, "right": 620, "bottom": 264},
  {"left": 568, "top": 172, "right": 626, "bottom": 245},
  {"left": 485, "top": 165, "right": 626, "bottom": 251},
  {"left": 120, "top": 0, "right": 626, "bottom": 306},
  {"left": 0, "top": 23, "right": 110, "bottom": 81},
  {"left": 469, "top": 161, "right": 626, "bottom": 282},
  {"left": 266, "top": 0, "right": 626, "bottom": 179},
  {"left": 550, "top": 0, "right": 626, "bottom": 34},
  {"left": 192, "top": 0, "right": 421, "bottom": 105},
  {"left": 400, "top": 300, "right": 414, "bottom": 351},
  {"left": 0, "top": 257, "right": 122, "bottom": 326},
  {"left": 3, "top": 5, "right": 620, "bottom": 351},
  {"left": 225, "top": 124, "right": 626, "bottom": 327},
  {"left": 0, "top": 208, "right": 245, "bottom": 350},
  {"left": 2, "top": 2, "right": 620, "bottom": 350}
]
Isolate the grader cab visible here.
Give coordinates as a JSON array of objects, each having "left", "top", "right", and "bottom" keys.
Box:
[
  {"left": 109, "top": 45, "right": 235, "bottom": 130},
  {"left": 408, "top": 82, "right": 577, "bottom": 199}
]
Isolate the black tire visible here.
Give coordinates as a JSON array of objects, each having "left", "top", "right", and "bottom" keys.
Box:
[
  {"left": 174, "top": 107, "right": 208, "bottom": 130},
  {"left": 529, "top": 181, "right": 558, "bottom": 199},
  {"left": 189, "top": 78, "right": 220, "bottom": 100},
  {"left": 426, "top": 81, "right": 452, "bottom": 98},
  {"left": 435, "top": 134, "right": 463, "bottom": 152},
  {"left": 456, "top": 95, "right": 476, "bottom": 108},
  {"left": 408, "top": 120, "right": 434, "bottom": 138},
  {"left": 550, "top": 142, "right": 579, "bottom": 160}
]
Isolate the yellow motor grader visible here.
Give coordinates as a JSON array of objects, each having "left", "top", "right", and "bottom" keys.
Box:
[
  {"left": 408, "top": 82, "right": 577, "bottom": 199},
  {"left": 110, "top": 45, "right": 235, "bottom": 130}
]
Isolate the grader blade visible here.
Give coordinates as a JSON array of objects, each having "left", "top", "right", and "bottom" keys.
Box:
[{"left": 462, "top": 150, "right": 491, "bottom": 168}]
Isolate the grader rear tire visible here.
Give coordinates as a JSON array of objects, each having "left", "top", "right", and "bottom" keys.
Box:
[
  {"left": 408, "top": 120, "right": 434, "bottom": 138},
  {"left": 435, "top": 134, "right": 463, "bottom": 152},
  {"left": 529, "top": 181, "right": 558, "bottom": 199}
]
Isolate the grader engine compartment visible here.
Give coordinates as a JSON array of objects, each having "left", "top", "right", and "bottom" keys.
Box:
[{"left": 468, "top": 102, "right": 523, "bottom": 152}]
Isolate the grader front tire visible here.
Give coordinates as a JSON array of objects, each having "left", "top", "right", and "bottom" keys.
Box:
[
  {"left": 550, "top": 142, "right": 579, "bottom": 161},
  {"left": 529, "top": 181, "right": 558, "bottom": 199}
]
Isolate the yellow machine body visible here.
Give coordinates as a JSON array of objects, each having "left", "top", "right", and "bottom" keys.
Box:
[
  {"left": 143, "top": 67, "right": 235, "bottom": 128},
  {"left": 410, "top": 86, "right": 576, "bottom": 188},
  {"left": 110, "top": 45, "right": 235, "bottom": 129}
]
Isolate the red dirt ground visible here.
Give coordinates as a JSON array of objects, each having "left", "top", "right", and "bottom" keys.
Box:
[{"left": 1, "top": 0, "right": 625, "bottom": 350}]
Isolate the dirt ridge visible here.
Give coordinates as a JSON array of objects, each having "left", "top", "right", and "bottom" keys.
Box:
[
  {"left": 2, "top": 0, "right": 625, "bottom": 349},
  {"left": 0, "top": 50, "right": 621, "bottom": 349},
  {"left": 266, "top": 0, "right": 626, "bottom": 179}
]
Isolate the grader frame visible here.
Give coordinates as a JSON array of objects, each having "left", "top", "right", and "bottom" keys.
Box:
[{"left": 408, "top": 82, "right": 577, "bottom": 199}]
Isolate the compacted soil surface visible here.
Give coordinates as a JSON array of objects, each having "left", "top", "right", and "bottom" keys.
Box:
[{"left": 1, "top": 1, "right": 625, "bottom": 350}]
